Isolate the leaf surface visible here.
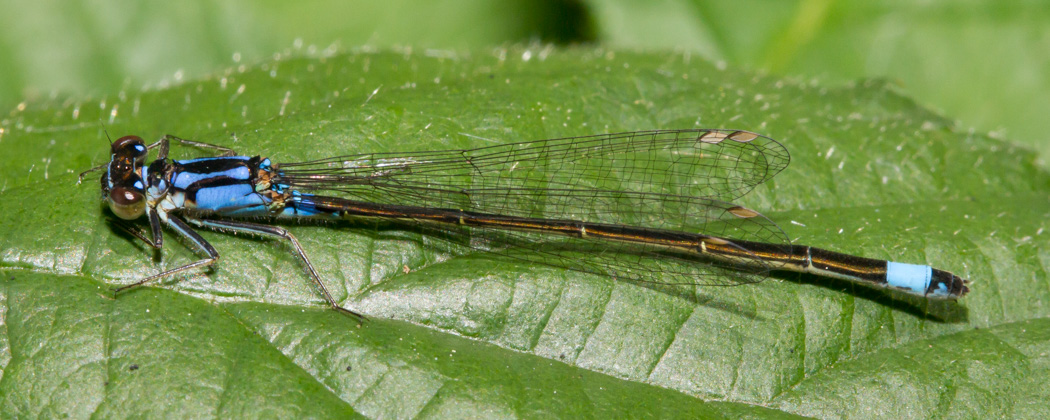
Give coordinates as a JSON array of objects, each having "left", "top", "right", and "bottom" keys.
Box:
[{"left": 0, "top": 48, "right": 1047, "bottom": 418}]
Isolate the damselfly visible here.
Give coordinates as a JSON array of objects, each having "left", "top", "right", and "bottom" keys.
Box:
[{"left": 81, "top": 129, "right": 969, "bottom": 319}]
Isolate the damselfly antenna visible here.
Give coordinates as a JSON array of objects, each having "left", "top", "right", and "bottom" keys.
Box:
[
  {"left": 100, "top": 119, "right": 114, "bottom": 145},
  {"left": 77, "top": 121, "right": 119, "bottom": 183}
]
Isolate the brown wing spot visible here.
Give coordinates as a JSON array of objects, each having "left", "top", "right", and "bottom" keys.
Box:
[
  {"left": 728, "top": 131, "right": 758, "bottom": 142},
  {"left": 728, "top": 206, "right": 760, "bottom": 218},
  {"left": 699, "top": 131, "right": 728, "bottom": 144},
  {"left": 705, "top": 237, "right": 730, "bottom": 245}
]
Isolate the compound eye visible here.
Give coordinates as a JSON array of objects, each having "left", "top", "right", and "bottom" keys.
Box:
[
  {"left": 112, "top": 135, "right": 148, "bottom": 163},
  {"left": 108, "top": 186, "right": 146, "bottom": 220}
]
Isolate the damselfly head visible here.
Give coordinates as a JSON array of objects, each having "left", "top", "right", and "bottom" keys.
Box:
[
  {"left": 100, "top": 135, "right": 148, "bottom": 220},
  {"left": 107, "top": 184, "right": 146, "bottom": 220},
  {"left": 77, "top": 133, "right": 147, "bottom": 184},
  {"left": 111, "top": 135, "right": 148, "bottom": 164}
]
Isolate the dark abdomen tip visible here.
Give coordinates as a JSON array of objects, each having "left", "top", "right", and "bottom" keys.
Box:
[{"left": 930, "top": 268, "right": 969, "bottom": 298}]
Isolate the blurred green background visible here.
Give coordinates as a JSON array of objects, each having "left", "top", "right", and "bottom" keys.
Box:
[{"left": 1, "top": 0, "right": 1047, "bottom": 159}]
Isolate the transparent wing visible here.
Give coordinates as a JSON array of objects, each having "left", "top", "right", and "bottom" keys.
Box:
[
  {"left": 276, "top": 129, "right": 793, "bottom": 287},
  {"left": 277, "top": 129, "right": 789, "bottom": 225}
]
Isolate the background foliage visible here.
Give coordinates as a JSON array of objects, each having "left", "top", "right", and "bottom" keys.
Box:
[
  {"left": 2, "top": 0, "right": 1047, "bottom": 159},
  {"left": 0, "top": 1, "right": 1048, "bottom": 418}
]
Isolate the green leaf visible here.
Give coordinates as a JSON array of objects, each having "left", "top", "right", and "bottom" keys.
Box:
[{"left": 1, "top": 48, "right": 1048, "bottom": 417}]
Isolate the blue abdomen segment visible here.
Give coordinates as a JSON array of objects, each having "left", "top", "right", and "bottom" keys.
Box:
[
  {"left": 274, "top": 190, "right": 340, "bottom": 219},
  {"left": 885, "top": 261, "right": 933, "bottom": 296}
]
